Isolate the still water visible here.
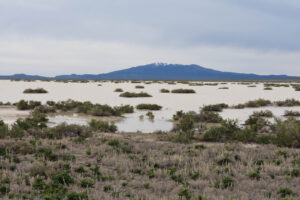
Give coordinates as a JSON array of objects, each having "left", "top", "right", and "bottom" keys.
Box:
[{"left": 0, "top": 80, "right": 299, "bottom": 132}]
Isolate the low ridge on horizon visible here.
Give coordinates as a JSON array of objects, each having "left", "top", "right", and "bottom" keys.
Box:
[{"left": 0, "top": 63, "right": 299, "bottom": 80}]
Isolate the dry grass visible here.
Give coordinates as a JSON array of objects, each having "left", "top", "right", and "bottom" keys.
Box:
[{"left": 0, "top": 132, "right": 299, "bottom": 200}]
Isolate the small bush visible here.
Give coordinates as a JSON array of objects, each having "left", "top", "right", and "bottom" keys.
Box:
[
  {"left": 247, "top": 170, "right": 261, "bottom": 180},
  {"left": 178, "top": 188, "right": 192, "bottom": 200},
  {"left": 47, "top": 123, "right": 92, "bottom": 139},
  {"left": 89, "top": 119, "right": 117, "bottom": 133},
  {"left": 160, "top": 88, "right": 170, "bottom": 93},
  {"left": 278, "top": 187, "right": 293, "bottom": 198},
  {"left": 23, "top": 88, "right": 48, "bottom": 93},
  {"left": 136, "top": 104, "right": 162, "bottom": 110},
  {"left": 202, "top": 103, "right": 228, "bottom": 112},
  {"left": 80, "top": 178, "right": 94, "bottom": 188},
  {"left": 0, "top": 120, "right": 9, "bottom": 139},
  {"left": 114, "top": 88, "right": 123, "bottom": 92},
  {"left": 274, "top": 118, "right": 300, "bottom": 148},
  {"left": 16, "top": 100, "right": 41, "bottom": 110},
  {"left": 120, "top": 92, "right": 152, "bottom": 97},
  {"left": 52, "top": 171, "right": 74, "bottom": 185},
  {"left": 217, "top": 157, "right": 232, "bottom": 166},
  {"left": 66, "top": 191, "right": 88, "bottom": 200},
  {"left": 221, "top": 177, "right": 234, "bottom": 189},
  {"left": 252, "top": 110, "right": 273, "bottom": 118},
  {"left": 242, "top": 99, "right": 272, "bottom": 108},
  {"left": 284, "top": 110, "right": 300, "bottom": 117},
  {"left": 103, "top": 185, "right": 113, "bottom": 192},
  {"left": 135, "top": 85, "right": 144, "bottom": 89},
  {"left": 171, "top": 89, "right": 195, "bottom": 93}
]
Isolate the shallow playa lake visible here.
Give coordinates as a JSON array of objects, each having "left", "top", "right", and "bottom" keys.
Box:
[{"left": 0, "top": 80, "right": 299, "bottom": 132}]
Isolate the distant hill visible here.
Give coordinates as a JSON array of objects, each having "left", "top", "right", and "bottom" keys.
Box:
[
  {"left": 54, "top": 63, "right": 299, "bottom": 80},
  {"left": 1, "top": 63, "right": 299, "bottom": 80},
  {"left": 0, "top": 73, "right": 48, "bottom": 80}
]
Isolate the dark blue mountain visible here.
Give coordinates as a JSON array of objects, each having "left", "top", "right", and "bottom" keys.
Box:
[
  {"left": 1, "top": 63, "right": 299, "bottom": 80},
  {"left": 55, "top": 63, "right": 299, "bottom": 80},
  {"left": 0, "top": 73, "right": 48, "bottom": 79}
]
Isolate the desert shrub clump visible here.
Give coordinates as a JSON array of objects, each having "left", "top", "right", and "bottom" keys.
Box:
[
  {"left": 160, "top": 88, "right": 170, "bottom": 93},
  {"left": 274, "top": 118, "right": 300, "bottom": 148},
  {"left": 114, "top": 88, "right": 123, "bottom": 92},
  {"left": 175, "top": 115, "right": 195, "bottom": 143},
  {"left": 135, "top": 85, "right": 144, "bottom": 89},
  {"left": 89, "top": 119, "right": 117, "bottom": 133},
  {"left": 136, "top": 104, "right": 162, "bottom": 111},
  {"left": 202, "top": 103, "right": 228, "bottom": 112},
  {"left": 171, "top": 89, "right": 196, "bottom": 93},
  {"left": 245, "top": 99, "right": 272, "bottom": 108},
  {"left": 284, "top": 110, "right": 300, "bottom": 117},
  {"left": 16, "top": 100, "right": 41, "bottom": 110},
  {"left": 173, "top": 110, "right": 223, "bottom": 123},
  {"left": 23, "top": 88, "right": 48, "bottom": 93},
  {"left": 119, "top": 92, "right": 152, "bottom": 98},
  {"left": 19, "top": 99, "right": 134, "bottom": 116}
]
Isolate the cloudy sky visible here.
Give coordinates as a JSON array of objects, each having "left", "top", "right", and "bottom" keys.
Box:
[{"left": 0, "top": 0, "right": 300, "bottom": 76}]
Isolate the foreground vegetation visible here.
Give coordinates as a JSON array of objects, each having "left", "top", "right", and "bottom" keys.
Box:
[
  {"left": 15, "top": 99, "right": 134, "bottom": 117},
  {"left": 0, "top": 113, "right": 299, "bottom": 199}
]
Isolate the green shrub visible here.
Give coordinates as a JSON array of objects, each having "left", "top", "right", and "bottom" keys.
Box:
[
  {"left": 47, "top": 123, "right": 92, "bottom": 139},
  {"left": 252, "top": 110, "right": 273, "bottom": 118},
  {"left": 33, "top": 177, "right": 46, "bottom": 190},
  {"left": 36, "top": 147, "right": 58, "bottom": 161},
  {"left": 275, "top": 99, "right": 300, "bottom": 107},
  {"left": 75, "top": 166, "right": 85, "bottom": 173},
  {"left": 120, "top": 92, "right": 152, "bottom": 97},
  {"left": 278, "top": 187, "right": 293, "bottom": 197},
  {"left": 245, "top": 99, "right": 271, "bottom": 107},
  {"left": 221, "top": 177, "right": 234, "bottom": 189},
  {"left": 253, "top": 160, "right": 264, "bottom": 166},
  {"left": 202, "top": 120, "right": 239, "bottom": 142},
  {"left": 284, "top": 110, "right": 300, "bottom": 117},
  {"left": 0, "top": 120, "right": 9, "bottom": 139},
  {"left": 66, "top": 191, "right": 88, "bottom": 200},
  {"left": 202, "top": 103, "right": 228, "bottom": 112},
  {"left": 0, "top": 185, "right": 10, "bottom": 196},
  {"left": 23, "top": 88, "right": 48, "bottom": 93},
  {"left": 52, "top": 171, "right": 74, "bottom": 185},
  {"left": 135, "top": 85, "right": 144, "bottom": 89},
  {"left": 171, "top": 89, "right": 195, "bottom": 93},
  {"left": 103, "top": 185, "right": 113, "bottom": 192},
  {"left": 107, "top": 139, "right": 119, "bottom": 147},
  {"left": 178, "top": 188, "right": 192, "bottom": 200},
  {"left": 160, "top": 88, "right": 170, "bottom": 93},
  {"left": 16, "top": 100, "right": 41, "bottom": 110},
  {"left": 146, "top": 111, "right": 155, "bottom": 120},
  {"left": 114, "top": 88, "right": 123, "bottom": 92},
  {"left": 285, "top": 169, "right": 300, "bottom": 177},
  {"left": 175, "top": 116, "right": 195, "bottom": 143},
  {"left": 80, "top": 178, "right": 94, "bottom": 188},
  {"left": 217, "top": 157, "right": 232, "bottom": 166},
  {"left": 247, "top": 170, "right": 261, "bottom": 180},
  {"left": 195, "top": 111, "right": 223, "bottom": 123},
  {"left": 89, "top": 119, "right": 117, "bottom": 133},
  {"left": 136, "top": 104, "right": 162, "bottom": 110},
  {"left": 274, "top": 118, "right": 300, "bottom": 148}
]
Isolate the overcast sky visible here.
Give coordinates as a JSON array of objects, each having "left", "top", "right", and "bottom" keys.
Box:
[{"left": 0, "top": 0, "right": 300, "bottom": 76}]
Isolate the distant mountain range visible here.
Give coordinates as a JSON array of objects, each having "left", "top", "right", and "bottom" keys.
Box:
[{"left": 1, "top": 63, "right": 299, "bottom": 80}]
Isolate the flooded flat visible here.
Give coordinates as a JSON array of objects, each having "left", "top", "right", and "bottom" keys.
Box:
[{"left": 0, "top": 80, "right": 299, "bottom": 132}]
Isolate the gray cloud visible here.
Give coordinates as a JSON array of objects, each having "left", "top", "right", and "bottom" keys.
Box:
[{"left": 0, "top": 0, "right": 299, "bottom": 75}]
